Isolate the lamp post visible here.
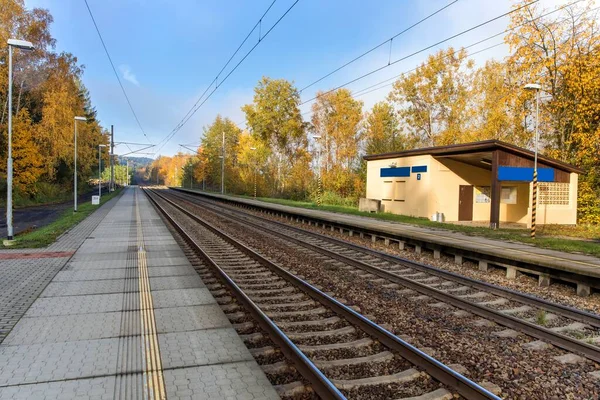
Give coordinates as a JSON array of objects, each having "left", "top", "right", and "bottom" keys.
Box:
[
  {"left": 221, "top": 131, "right": 225, "bottom": 194},
  {"left": 98, "top": 144, "right": 107, "bottom": 199},
  {"left": 312, "top": 135, "right": 323, "bottom": 206},
  {"left": 524, "top": 83, "right": 541, "bottom": 239},
  {"left": 6, "top": 39, "right": 34, "bottom": 241},
  {"left": 250, "top": 147, "right": 257, "bottom": 199},
  {"left": 73, "top": 116, "right": 87, "bottom": 212}
]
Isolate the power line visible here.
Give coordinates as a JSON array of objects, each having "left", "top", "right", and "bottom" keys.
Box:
[
  {"left": 298, "top": 0, "right": 459, "bottom": 94},
  {"left": 299, "top": 0, "right": 542, "bottom": 107},
  {"left": 232, "top": 0, "right": 461, "bottom": 128},
  {"left": 299, "top": 0, "right": 590, "bottom": 120},
  {"left": 169, "top": 0, "right": 278, "bottom": 136},
  {"left": 154, "top": 0, "right": 301, "bottom": 156},
  {"left": 83, "top": 0, "right": 151, "bottom": 143}
]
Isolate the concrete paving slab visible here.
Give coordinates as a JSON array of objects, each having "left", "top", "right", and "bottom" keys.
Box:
[
  {"left": 2, "top": 313, "right": 123, "bottom": 345},
  {"left": 70, "top": 252, "right": 129, "bottom": 262},
  {"left": 147, "top": 256, "right": 191, "bottom": 267},
  {"left": 0, "top": 338, "right": 120, "bottom": 386},
  {"left": 40, "top": 279, "right": 131, "bottom": 297},
  {"left": 163, "top": 361, "right": 280, "bottom": 400},
  {"left": 152, "top": 288, "right": 217, "bottom": 308},
  {"left": 159, "top": 328, "right": 254, "bottom": 369},
  {"left": 0, "top": 375, "right": 116, "bottom": 399},
  {"left": 53, "top": 269, "right": 128, "bottom": 281},
  {"left": 149, "top": 275, "right": 205, "bottom": 290},
  {"left": 24, "top": 293, "right": 126, "bottom": 317},
  {"left": 147, "top": 265, "right": 196, "bottom": 277},
  {"left": 62, "top": 260, "right": 129, "bottom": 270},
  {"left": 154, "top": 305, "right": 232, "bottom": 333}
]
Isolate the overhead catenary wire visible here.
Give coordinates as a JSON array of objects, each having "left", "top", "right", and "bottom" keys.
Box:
[
  {"left": 169, "top": 0, "right": 278, "bottom": 136},
  {"left": 83, "top": 0, "right": 151, "bottom": 144},
  {"left": 298, "top": 0, "right": 460, "bottom": 94},
  {"left": 298, "top": 0, "right": 543, "bottom": 107},
  {"left": 153, "top": 0, "right": 301, "bottom": 156},
  {"left": 231, "top": 0, "right": 460, "bottom": 128},
  {"left": 300, "top": 0, "right": 589, "bottom": 117},
  {"left": 296, "top": 0, "right": 594, "bottom": 127}
]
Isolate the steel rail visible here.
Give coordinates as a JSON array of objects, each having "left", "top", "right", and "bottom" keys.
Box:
[
  {"left": 165, "top": 188, "right": 600, "bottom": 363},
  {"left": 171, "top": 187, "right": 600, "bottom": 327},
  {"left": 146, "top": 188, "right": 500, "bottom": 400},
  {"left": 172, "top": 188, "right": 600, "bottom": 291},
  {"left": 144, "top": 189, "right": 346, "bottom": 400}
]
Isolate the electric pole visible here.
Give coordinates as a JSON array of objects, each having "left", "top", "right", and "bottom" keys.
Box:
[{"left": 110, "top": 125, "right": 115, "bottom": 191}]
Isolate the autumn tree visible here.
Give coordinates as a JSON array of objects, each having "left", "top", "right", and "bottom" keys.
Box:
[
  {"left": 242, "top": 77, "right": 310, "bottom": 198},
  {"left": 311, "top": 88, "right": 363, "bottom": 199},
  {"left": 388, "top": 47, "right": 474, "bottom": 147},
  {"left": 198, "top": 115, "right": 241, "bottom": 193},
  {"left": 11, "top": 109, "right": 43, "bottom": 194},
  {"left": 364, "top": 101, "right": 409, "bottom": 155},
  {"left": 506, "top": 0, "right": 600, "bottom": 222},
  {"left": 1, "top": 0, "right": 108, "bottom": 203}
]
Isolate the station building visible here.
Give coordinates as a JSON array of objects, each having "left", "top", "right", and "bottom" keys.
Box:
[{"left": 364, "top": 140, "right": 583, "bottom": 228}]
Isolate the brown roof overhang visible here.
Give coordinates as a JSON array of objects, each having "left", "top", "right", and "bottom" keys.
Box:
[{"left": 363, "top": 140, "right": 584, "bottom": 174}]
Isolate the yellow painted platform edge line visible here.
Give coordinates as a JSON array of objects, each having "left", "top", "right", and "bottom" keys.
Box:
[{"left": 136, "top": 189, "right": 167, "bottom": 400}]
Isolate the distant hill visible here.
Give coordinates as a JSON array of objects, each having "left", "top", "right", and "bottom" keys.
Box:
[{"left": 117, "top": 156, "right": 153, "bottom": 168}]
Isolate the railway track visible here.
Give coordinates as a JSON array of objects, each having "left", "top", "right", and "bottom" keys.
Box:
[
  {"left": 162, "top": 188, "right": 600, "bottom": 364},
  {"left": 144, "top": 188, "right": 498, "bottom": 400}
]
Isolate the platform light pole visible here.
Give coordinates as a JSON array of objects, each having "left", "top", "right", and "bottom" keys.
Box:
[
  {"left": 73, "top": 116, "right": 87, "bottom": 212},
  {"left": 250, "top": 147, "right": 257, "bottom": 199},
  {"left": 221, "top": 131, "right": 225, "bottom": 194},
  {"left": 524, "top": 83, "right": 541, "bottom": 239},
  {"left": 312, "top": 135, "right": 323, "bottom": 206},
  {"left": 6, "top": 39, "right": 34, "bottom": 241},
  {"left": 98, "top": 144, "right": 107, "bottom": 199}
]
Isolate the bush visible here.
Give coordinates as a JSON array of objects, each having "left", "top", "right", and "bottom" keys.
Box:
[{"left": 309, "top": 190, "right": 357, "bottom": 207}]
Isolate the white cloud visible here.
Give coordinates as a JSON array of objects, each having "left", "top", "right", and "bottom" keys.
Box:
[{"left": 119, "top": 64, "right": 140, "bottom": 86}]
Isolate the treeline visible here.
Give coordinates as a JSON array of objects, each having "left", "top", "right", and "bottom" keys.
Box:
[
  {"left": 151, "top": 0, "right": 599, "bottom": 223},
  {"left": 1, "top": 1, "right": 109, "bottom": 203}
]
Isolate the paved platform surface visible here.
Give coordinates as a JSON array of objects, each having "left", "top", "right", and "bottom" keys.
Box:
[
  {"left": 0, "top": 187, "right": 278, "bottom": 399},
  {"left": 176, "top": 188, "right": 600, "bottom": 277}
]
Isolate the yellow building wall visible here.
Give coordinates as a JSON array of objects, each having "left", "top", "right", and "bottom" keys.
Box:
[
  {"left": 366, "top": 158, "right": 579, "bottom": 224},
  {"left": 525, "top": 173, "right": 578, "bottom": 226},
  {"left": 365, "top": 155, "right": 432, "bottom": 218},
  {"left": 428, "top": 158, "right": 491, "bottom": 222}
]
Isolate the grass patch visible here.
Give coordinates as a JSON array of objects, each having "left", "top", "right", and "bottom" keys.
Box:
[
  {"left": 536, "top": 310, "right": 548, "bottom": 326},
  {"left": 5, "top": 189, "right": 123, "bottom": 249},
  {"left": 200, "top": 190, "right": 600, "bottom": 257}
]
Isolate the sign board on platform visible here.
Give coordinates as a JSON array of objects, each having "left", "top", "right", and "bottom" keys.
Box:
[{"left": 92, "top": 195, "right": 100, "bottom": 205}]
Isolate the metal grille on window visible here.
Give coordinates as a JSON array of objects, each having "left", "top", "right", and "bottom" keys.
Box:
[{"left": 539, "top": 182, "right": 570, "bottom": 205}]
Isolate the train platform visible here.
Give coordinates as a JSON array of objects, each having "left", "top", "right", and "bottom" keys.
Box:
[
  {"left": 0, "top": 187, "right": 278, "bottom": 399},
  {"left": 176, "top": 188, "right": 600, "bottom": 295}
]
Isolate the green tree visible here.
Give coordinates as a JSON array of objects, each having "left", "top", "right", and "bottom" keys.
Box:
[
  {"left": 199, "top": 115, "right": 241, "bottom": 193},
  {"left": 242, "top": 77, "right": 310, "bottom": 197}
]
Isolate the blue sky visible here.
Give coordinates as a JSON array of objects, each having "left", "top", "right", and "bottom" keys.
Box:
[{"left": 24, "top": 0, "right": 569, "bottom": 157}]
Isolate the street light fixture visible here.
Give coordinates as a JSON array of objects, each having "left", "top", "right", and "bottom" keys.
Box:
[
  {"left": 5, "top": 39, "right": 34, "bottom": 241},
  {"left": 312, "top": 135, "right": 323, "bottom": 206},
  {"left": 98, "top": 144, "right": 107, "bottom": 199},
  {"left": 524, "top": 83, "right": 542, "bottom": 239},
  {"left": 73, "top": 116, "right": 87, "bottom": 212}
]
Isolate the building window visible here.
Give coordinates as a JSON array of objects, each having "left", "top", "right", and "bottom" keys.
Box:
[
  {"left": 475, "top": 186, "right": 491, "bottom": 203},
  {"left": 382, "top": 181, "right": 393, "bottom": 201},
  {"left": 501, "top": 186, "right": 517, "bottom": 204},
  {"left": 394, "top": 181, "right": 406, "bottom": 201},
  {"left": 539, "top": 182, "right": 570, "bottom": 205}
]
